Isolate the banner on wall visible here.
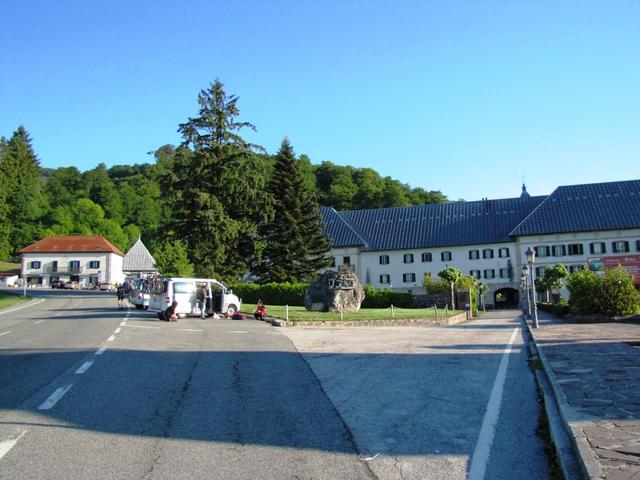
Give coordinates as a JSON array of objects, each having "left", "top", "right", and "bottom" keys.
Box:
[{"left": 588, "top": 254, "right": 640, "bottom": 284}]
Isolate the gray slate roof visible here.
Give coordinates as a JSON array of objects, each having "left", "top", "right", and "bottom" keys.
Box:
[
  {"left": 123, "top": 238, "right": 157, "bottom": 273},
  {"left": 321, "top": 195, "right": 546, "bottom": 251},
  {"left": 510, "top": 180, "right": 640, "bottom": 236}
]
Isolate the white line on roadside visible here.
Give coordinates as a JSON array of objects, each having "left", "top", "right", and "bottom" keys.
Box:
[
  {"left": 0, "top": 331, "right": 10, "bottom": 337},
  {"left": 33, "top": 320, "right": 45, "bottom": 324},
  {"left": 0, "top": 430, "right": 28, "bottom": 461},
  {"left": 75, "top": 360, "right": 94, "bottom": 374},
  {"left": 107, "top": 335, "right": 116, "bottom": 342},
  {"left": 468, "top": 327, "right": 519, "bottom": 480},
  {"left": 178, "top": 328, "right": 204, "bottom": 332},
  {"left": 114, "top": 327, "right": 121, "bottom": 334},
  {"left": 226, "top": 330, "right": 248, "bottom": 334},
  {"left": 54, "top": 312, "right": 63, "bottom": 317},
  {"left": 0, "top": 297, "right": 45, "bottom": 316},
  {"left": 95, "top": 347, "right": 106, "bottom": 355},
  {"left": 38, "top": 384, "right": 73, "bottom": 410}
]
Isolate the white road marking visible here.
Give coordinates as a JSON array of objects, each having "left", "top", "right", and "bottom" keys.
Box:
[
  {"left": 107, "top": 335, "right": 116, "bottom": 342},
  {"left": 38, "top": 384, "right": 73, "bottom": 410},
  {"left": 95, "top": 347, "right": 106, "bottom": 355},
  {"left": 0, "top": 331, "right": 10, "bottom": 337},
  {"left": 33, "top": 320, "right": 45, "bottom": 324},
  {"left": 0, "top": 430, "right": 28, "bottom": 461},
  {"left": 468, "top": 327, "right": 519, "bottom": 480},
  {"left": 0, "top": 297, "right": 45, "bottom": 316},
  {"left": 75, "top": 360, "right": 94, "bottom": 374},
  {"left": 54, "top": 312, "right": 63, "bottom": 317},
  {"left": 120, "top": 321, "right": 126, "bottom": 326},
  {"left": 226, "top": 330, "right": 248, "bottom": 334},
  {"left": 114, "top": 327, "right": 121, "bottom": 334},
  {"left": 178, "top": 328, "right": 204, "bottom": 332}
]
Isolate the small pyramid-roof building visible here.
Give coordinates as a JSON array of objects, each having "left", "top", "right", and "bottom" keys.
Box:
[{"left": 123, "top": 238, "right": 157, "bottom": 273}]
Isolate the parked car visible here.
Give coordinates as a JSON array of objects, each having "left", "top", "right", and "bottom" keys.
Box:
[
  {"left": 51, "top": 280, "right": 65, "bottom": 289},
  {"left": 63, "top": 281, "right": 79, "bottom": 290},
  {"left": 97, "top": 283, "right": 114, "bottom": 291}
]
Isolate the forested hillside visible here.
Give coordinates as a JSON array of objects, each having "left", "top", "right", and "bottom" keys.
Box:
[{"left": 0, "top": 80, "right": 447, "bottom": 281}]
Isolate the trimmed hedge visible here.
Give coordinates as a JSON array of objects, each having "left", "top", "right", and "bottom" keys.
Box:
[
  {"left": 228, "top": 282, "right": 308, "bottom": 306},
  {"left": 537, "top": 302, "right": 570, "bottom": 316},
  {"left": 362, "top": 284, "right": 414, "bottom": 308}
]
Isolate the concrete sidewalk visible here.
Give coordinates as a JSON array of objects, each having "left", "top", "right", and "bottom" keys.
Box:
[{"left": 526, "top": 310, "right": 640, "bottom": 480}]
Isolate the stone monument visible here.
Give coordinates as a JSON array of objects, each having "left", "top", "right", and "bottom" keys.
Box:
[{"left": 304, "top": 265, "right": 365, "bottom": 312}]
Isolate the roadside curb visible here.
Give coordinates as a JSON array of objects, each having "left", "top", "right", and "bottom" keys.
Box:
[
  {"left": 0, "top": 295, "right": 45, "bottom": 316},
  {"left": 523, "top": 315, "right": 603, "bottom": 480},
  {"left": 262, "top": 311, "right": 470, "bottom": 328}
]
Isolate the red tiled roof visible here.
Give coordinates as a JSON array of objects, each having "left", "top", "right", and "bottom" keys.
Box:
[{"left": 19, "top": 236, "right": 124, "bottom": 256}]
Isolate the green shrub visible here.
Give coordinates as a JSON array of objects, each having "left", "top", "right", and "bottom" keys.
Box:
[
  {"left": 566, "top": 266, "right": 640, "bottom": 316},
  {"left": 599, "top": 267, "right": 640, "bottom": 316},
  {"left": 537, "top": 302, "right": 570, "bottom": 316},
  {"left": 361, "top": 284, "right": 414, "bottom": 308},
  {"left": 228, "top": 282, "right": 308, "bottom": 306},
  {"left": 423, "top": 273, "right": 449, "bottom": 295}
]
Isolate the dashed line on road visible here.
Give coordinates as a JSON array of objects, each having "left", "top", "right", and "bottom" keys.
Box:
[
  {"left": 178, "top": 328, "right": 204, "bottom": 332},
  {"left": 114, "top": 327, "right": 121, "bottom": 334},
  {"left": 107, "top": 334, "right": 116, "bottom": 342},
  {"left": 226, "top": 330, "right": 248, "bottom": 334},
  {"left": 75, "top": 360, "right": 94, "bottom": 374},
  {"left": 468, "top": 327, "right": 519, "bottom": 480},
  {"left": 33, "top": 320, "right": 45, "bottom": 324},
  {"left": 54, "top": 312, "right": 63, "bottom": 317},
  {"left": 95, "top": 347, "right": 106, "bottom": 355},
  {"left": 120, "top": 321, "right": 126, "bottom": 326},
  {"left": 0, "top": 331, "right": 10, "bottom": 337},
  {"left": 38, "top": 384, "right": 73, "bottom": 410},
  {"left": 0, "top": 430, "right": 28, "bottom": 461}
]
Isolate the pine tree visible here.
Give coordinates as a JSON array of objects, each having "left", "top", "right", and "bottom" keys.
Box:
[
  {"left": 0, "top": 137, "right": 11, "bottom": 258},
  {"left": 0, "top": 127, "right": 46, "bottom": 253},
  {"left": 162, "top": 80, "right": 272, "bottom": 279},
  {"left": 257, "top": 138, "right": 332, "bottom": 283}
]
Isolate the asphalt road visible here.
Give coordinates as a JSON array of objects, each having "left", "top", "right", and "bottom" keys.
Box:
[{"left": 0, "top": 290, "right": 550, "bottom": 479}]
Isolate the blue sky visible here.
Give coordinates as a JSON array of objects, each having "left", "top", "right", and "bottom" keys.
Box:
[{"left": 1, "top": 1, "right": 639, "bottom": 202}]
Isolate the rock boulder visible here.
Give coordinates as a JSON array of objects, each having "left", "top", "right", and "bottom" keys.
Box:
[{"left": 304, "top": 266, "right": 365, "bottom": 312}]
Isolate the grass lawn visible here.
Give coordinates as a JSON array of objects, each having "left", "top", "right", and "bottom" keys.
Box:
[
  {"left": 0, "top": 291, "right": 29, "bottom": 310},
  {"left": 241, "top": 303, "right": 461, "bottom": 322},
  {"left": 0, "top": 260, "right": 20, "bottom": 272}
]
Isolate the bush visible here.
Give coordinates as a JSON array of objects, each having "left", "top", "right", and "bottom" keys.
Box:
[
  {"left": 537, "top": 302, "right": 570, "bottom": 316},
  {"left": 423, "top": 273, "right": 449, "bottom": 295},
  {"left": 362, "top": 284, "right": 414, "bottom": 308},
  {"left": 566, "top": 266, "right": 640, "bottom": 316},
  {"left": 228, "top": 282, "right": 308, "bottom": 306}
]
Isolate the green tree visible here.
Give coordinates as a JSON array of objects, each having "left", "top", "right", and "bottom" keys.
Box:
[
  {"left": 84, "top": 164, "right": 123, "bottom": 222},
  {"left": 438, "top": 267, "right": 463, "bottom": 309},
  {"left": 163, "top": 79, "right": 271, "bottom": 279},
  {"left": 0, "top": 127, "right": 47, "bottom": 253},
  {"left": 152, "top": 240, "right": 194, "bottom": 277},
  {"left": 536, "top": 264, "right": 569, "bottom": 303},
  {"left": 44, "top": 167, "right": 85, "bottom": 208},
  {"left": 0, "top": 137, "right": 10, "bottom": 258},
  {"left": 257, "top": 138, "right": 332, "bottom": 283}
]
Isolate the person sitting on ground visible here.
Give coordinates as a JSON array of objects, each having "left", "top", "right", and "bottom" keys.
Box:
[
  {"left": 254, "top": 300, "right": 267, "bottom": 321},
  {"left": 164, "top": 301, "right": 178, "bottom": 322}
]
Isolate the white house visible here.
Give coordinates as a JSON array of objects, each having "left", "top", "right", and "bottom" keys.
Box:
[
  {"left": 321, "top": 180, "right": 640, "bottom": 308},
  {"left": 19, "top": 235, "right": 125, "bottom": 287}
]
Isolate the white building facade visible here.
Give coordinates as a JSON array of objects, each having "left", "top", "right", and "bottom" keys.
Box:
[
  {"left": 322, "top": 180, "right": 640, "bottom": 308},
  {"left": 19, "top": 235, "right": 125, "bottom": 287}
]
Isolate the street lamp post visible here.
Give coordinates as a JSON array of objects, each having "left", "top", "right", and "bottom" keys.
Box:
[
  {"left": 525, "top": 247, "right": 539, "bottom": 328},
  {"left": 521, "top": 267, "right": 530, "bottom": 319}
]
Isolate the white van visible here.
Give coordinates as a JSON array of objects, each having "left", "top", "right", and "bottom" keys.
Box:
[
  {"left": 127, "top": 277, "right": 150, "bottom": 310},
  {"left": 148, "top": 277, "right": 241, "bottom": 319}
]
